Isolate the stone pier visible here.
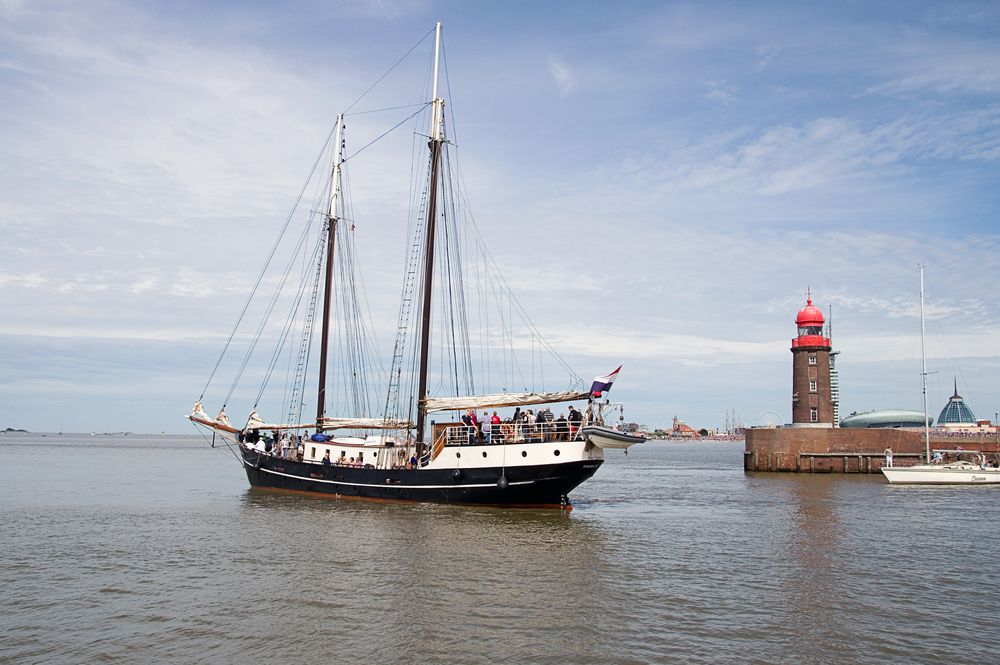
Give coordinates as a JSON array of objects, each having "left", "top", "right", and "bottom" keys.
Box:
[{"left": 745, "top": 427, "right": 1000, "bottom": 473}]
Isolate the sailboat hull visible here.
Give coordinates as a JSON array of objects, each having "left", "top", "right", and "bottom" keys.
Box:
[
  {"left": 881, "top": 464, "right": 1000, "bottom": 485},
  {"left": 241, "top": 447, "right": 603, "bottom": 507}
]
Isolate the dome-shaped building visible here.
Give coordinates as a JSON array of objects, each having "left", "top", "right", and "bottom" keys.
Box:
[
  {"left": 938, "top": 379, "right": 976, "bottom": 426},
  {"left": 840, "top": 409, "right": 932, "bottom": 429}
]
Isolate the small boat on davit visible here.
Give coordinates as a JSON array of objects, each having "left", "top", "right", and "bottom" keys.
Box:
[{"left": 187, "top": 22, "right": 643, "bottom": 508}]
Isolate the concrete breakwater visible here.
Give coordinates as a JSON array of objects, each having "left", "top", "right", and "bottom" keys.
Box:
[{"left": 745, "top": 427, "right": 999, "bottom": 473}]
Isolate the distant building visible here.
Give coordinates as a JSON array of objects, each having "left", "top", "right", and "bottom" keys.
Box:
[
  {"left": 672, "top": 416, "right": 699, "bottom": 438},
  {"left": 938, "top": 379, "right": 977, "bottom": 427},
  {"left": 841, "top": 410, "right": 932, "bottom": 429}
]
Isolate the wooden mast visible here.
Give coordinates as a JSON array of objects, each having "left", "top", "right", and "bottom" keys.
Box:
[
  {"left": 415, "top": 22, "right": 444, "bottom": 455},
  {"left": 316, "top": 115, "right": 345, "bottom": 432}
]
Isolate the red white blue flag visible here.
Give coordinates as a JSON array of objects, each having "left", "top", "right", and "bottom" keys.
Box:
[{"left": 590, "top": 365, "right": 622, "bottom": 397}]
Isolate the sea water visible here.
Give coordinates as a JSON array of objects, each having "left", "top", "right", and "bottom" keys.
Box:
[{"left": 1, "top": 433, "right": 997, "bottom": 663}]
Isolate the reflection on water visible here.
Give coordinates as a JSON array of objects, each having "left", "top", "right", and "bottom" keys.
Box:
[
  {"left": 785, "top": 475, "right": 841, "bottom": 656},
  {"left": 235, "top": 489, "right": 613, "bottom": 662},
  {"left": 1, "top": 434, "right": 999, "bottom": 663}
]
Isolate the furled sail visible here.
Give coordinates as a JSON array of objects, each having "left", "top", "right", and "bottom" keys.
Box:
[
  {"left": 187, "top": 401, "right": 241, "bottom": 433},
  {"left": 319, "top": 417, "right": 415, "bottom": 430},
  {"left": 423, "top": 390, "right": 590, "bottom": 413},
  {"left": 233, "top": 416, "right": 414, "bottom": 431}
]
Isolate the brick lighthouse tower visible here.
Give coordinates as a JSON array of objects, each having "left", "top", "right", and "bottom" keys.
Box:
[{"left": 791, "top": 292, "right": 833, "bottom": 426}]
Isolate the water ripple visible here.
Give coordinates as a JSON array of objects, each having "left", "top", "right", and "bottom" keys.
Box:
[{"left": 1, "top": 437, "right": 998, "bottom": 663}]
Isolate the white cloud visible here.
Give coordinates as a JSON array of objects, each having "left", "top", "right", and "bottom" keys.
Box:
[
  {"left": 869, "top": 35, "right": 1000, "bottom": 96},
  {"left": 1, "top": 2, "right": 999, "bottom": 432},
  {"left": 547, "top": 57, "right": 576, "bottom": 96}
]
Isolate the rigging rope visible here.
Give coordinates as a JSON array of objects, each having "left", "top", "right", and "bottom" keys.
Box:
[
  {"left": 199, "top": 124, "right": 338, "bottom": 403},
  {"left": 343, "top": 27, "right": 435, "bottom": 115},
  {"left": 343, "top": 102, "right": 431, "bottom": 164}
]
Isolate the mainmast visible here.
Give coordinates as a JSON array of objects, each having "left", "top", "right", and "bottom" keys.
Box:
[
  {"left": 919, "top": 264, "right": 930, "bottom": 463},
  {"left": 316, "top": 114, "right": 345, "bottom": 431},
  {"left": 415, "top": 21, "right": 444, "bottom": 454}
]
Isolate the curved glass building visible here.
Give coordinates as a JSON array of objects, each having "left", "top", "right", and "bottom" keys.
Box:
[
  {"left": 938, "top": 380, "right": 976, "bottom": 425},
  {"left": 840, "top": 410, "right": 932, "bottom": 429}
]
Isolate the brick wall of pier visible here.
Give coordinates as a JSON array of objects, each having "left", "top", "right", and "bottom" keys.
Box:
[{"left": 744, "top": 428, "right": 1000, "bottom": 473}]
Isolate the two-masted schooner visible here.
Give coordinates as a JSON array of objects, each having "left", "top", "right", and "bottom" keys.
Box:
[{"left": 187, "top": 22, "right": 644, "bottom": 508}]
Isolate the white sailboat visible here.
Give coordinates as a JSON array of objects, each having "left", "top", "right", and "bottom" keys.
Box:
[{"left": 881, "top": 266, "right": 999, "bottom": 485}]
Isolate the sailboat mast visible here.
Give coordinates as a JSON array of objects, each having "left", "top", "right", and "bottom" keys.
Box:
[
  {"left": 415, "top": 21, "right": 444, "bottom": 453},
  {"left": 316, "top": 115, "right": 345, "bottom": 432},
  {"left": 919, "top": 264, "right": 930, "bottom": 463}
]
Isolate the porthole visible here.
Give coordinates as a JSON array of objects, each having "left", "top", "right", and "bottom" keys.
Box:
[
  {"left": 456, "top": 452, "right": 461, "bottom": 459},
  {"left": 554, "top": 450, "right": 561, "bottom": 456},
  {"left": 521, "top": 451, "right": 527, "bottom": 458},
  {"left": 482, "top": 451, "right": 488, "bottom": 458}
]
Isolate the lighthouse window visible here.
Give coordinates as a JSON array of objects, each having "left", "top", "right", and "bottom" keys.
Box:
[
  {"left": 808, "top": 355, "right": 817, "bottom": 365},
  {"left": 809, "top": 380, "right": 818, "bottom": 392},
  {"left": 810, "top": 408, "right": 818, "bottom": 423}
]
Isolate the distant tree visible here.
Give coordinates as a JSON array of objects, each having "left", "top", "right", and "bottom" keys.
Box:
[
  {"left": 698, "top": 428, "right": 709, "bottom": 437},
  {"left": 623, "top": 422, "right": 640, "bottom": 433}
]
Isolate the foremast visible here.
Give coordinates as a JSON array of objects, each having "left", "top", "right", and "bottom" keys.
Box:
[
  {"left": 415, "top": 22, "right": 444, "bottom": 457},
  {"left": 316, "top": 114, "right": 346, "bottom": 432}
]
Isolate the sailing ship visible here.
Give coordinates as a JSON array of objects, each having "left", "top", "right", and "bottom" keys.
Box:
[
  {"left": 882, "top": 266, "right": 999, "bottom": 484},
  {"left": 187, "top": 22, "right": 644, "bottom": 508}
]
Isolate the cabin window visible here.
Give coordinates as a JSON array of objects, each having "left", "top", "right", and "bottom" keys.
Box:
[
  {"left": 808, "top": 355, "right": 817, "bottom": 365},
  {"left": 809, "top": 380, "right": 817, "bottom": 392},
  {"left": 311, "top": 447, "right": 316, "bottom": 457},
  {"left": 810, "top": 408, "right": 818, "bottom": 423}
]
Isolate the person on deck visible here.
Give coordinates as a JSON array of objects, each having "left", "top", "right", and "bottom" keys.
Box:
[
  {"left": 462, "top": 410, "right": 476, "bottom": 444},
  {"left": 556, "top": 413, "right": 568, "bottom": 441},
  {"left": 322, "top": 451, "right": 331, "bottom": 466},
  {"left": 470, "top": 410, "right": 481, "bottom": 441},
  {"left": 568, "top": 406, "right": 582, "bottom": 439},
  {"left": 491, "top": 411, "right": 502, "bottom": 443},
  {"left": 884, "top": 447, "right": 893, "bottom": 468}
]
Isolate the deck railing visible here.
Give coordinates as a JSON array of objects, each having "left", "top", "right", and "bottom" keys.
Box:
[{"left": 439, "top": 423, "right": 583, "bottom": 447}]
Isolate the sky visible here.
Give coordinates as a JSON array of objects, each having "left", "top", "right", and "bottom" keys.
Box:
[{"left": 1, "top": 0, "right": 999, "bottom": 434}]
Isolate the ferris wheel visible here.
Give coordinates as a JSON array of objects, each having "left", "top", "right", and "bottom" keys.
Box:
[{"left": 756, "top": 411, "right": 783, "bottom": 428}]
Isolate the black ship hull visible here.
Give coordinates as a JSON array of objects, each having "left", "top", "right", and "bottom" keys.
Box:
[{"left": 240, "top": 447, "right": 602, "bottom": 507}]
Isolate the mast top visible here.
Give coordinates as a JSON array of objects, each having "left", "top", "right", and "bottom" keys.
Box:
[{"left": 430, "top": 21, "right": 444, "bottom": 142}]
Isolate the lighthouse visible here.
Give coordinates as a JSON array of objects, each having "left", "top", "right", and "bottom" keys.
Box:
[{"left": 791, "top": 293, "right": 833, "bottom": 426}]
